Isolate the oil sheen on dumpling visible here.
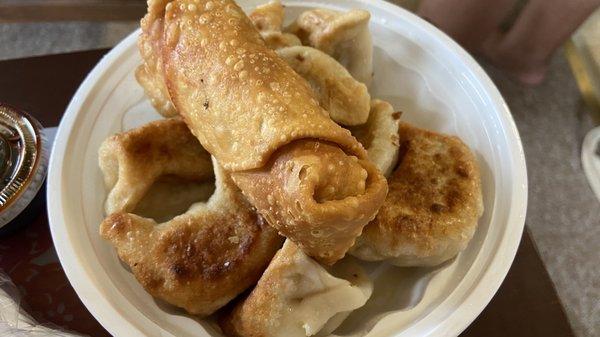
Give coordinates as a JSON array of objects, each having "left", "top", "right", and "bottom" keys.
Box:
[{"left": 220, "top": 240, "right": 373, "bottom": 337}]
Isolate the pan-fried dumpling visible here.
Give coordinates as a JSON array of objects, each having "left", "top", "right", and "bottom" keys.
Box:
[
  {"left": 287, "top": 8, "right": 373, "bottom": 85},
  {"left": 99, "top": 118, "right": 283, "bottom": 315},
  {"left": 249, "top": 0, "right": 302, "bottom": 49},
  {"left": 349, "top": 99, "right": 401, "bottom": 176},
  {"left": 350, "top": 123, "right": 484, "bottom": 266},
  {"left": 220, "top": 240, "right": 373, "bottom": 337},
  {"left": 277, "top": 46, "right": 370, "bottom": 126}
]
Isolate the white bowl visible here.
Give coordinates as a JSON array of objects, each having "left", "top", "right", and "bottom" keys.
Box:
[{"left": 47, "top": 1, "right": 528, "bottom": 336}]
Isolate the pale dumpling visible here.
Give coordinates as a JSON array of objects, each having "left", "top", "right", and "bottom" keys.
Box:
[
  {"left": 287, "top": 8, "right": 374, "bottom": 85},
  {"left": 349, "top": 99, "right": 402, "bottom": 177},
  {"left": 249, "top": 0, "right": 285, "bottom": 32},
  {"left": 277, "top": 46, "right": 371, "bottom": 126},
  {"left": 249, "top": 0, "right": 302, "bottom": 49},
  {"left": 220, "top": 240, "right": 373, "bottom": 337},
  {"left": 260, "top": 31, "right": 302, "bottom": 50}
]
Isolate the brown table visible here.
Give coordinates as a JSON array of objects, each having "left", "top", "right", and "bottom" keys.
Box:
[{"left": 0, "top": 50, "right": 575, "bottom": 337}]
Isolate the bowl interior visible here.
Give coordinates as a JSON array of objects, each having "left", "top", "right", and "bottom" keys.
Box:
[{"left": 48, "top": 1, "right": 526, "bottom": 336}]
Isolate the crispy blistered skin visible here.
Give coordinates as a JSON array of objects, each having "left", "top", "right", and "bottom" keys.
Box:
[
  {"left": 150, "top": 0, "right": 387, "bottom": 264},
  {"left": 231, "top": 140, "right": 387, "bottom": 264},
  {"left": 160, "top": 0, "right": 365, "bottom": 171},
  {"left": 350, "top": 123, "right": 484, "bottom": 266},
  {"left": 99, "top": 119, "right": 283, "bottom": 315}
]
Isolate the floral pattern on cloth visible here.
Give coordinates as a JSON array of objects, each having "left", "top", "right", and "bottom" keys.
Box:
[{"left": 0, "top": 212, "right": 109, "bottom": 336}]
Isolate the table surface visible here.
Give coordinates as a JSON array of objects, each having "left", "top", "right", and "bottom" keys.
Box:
[{"left": 0, "top": 50, "right": 576, "bottom": 337}]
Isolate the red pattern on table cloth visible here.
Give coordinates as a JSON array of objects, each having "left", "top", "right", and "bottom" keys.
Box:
[{"left": 0, "top": 211, "right": 110, "bottom": 337}]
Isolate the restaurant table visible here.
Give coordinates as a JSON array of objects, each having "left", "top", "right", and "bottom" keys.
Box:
[{"left": 0, "top": 50, "right": 575, "bottom": 337}]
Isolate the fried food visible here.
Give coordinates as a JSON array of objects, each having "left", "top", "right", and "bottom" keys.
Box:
[
  {"left": 287, "top": 8, "right": 374, "bottom": 85},
  {"left": 99, "top": 119, "right": 283, "bottom": 315},
  {"left": 232, "top": 140, "right": 386, "bottom": 264},
  {"left": 260, "top": 31, "right": 302, "bottom": 50},
  {"left": 249, "top": 0, "right": 302, "bottom": 49},
  {"left": 99, "top": 118, "right": 213, "bottom": 215},
  {"left": 220, "top": 240, "right": 373, "bottom": 337},
  {"left": 277, "top": 46, "right": 370, "bottom": 126},
  {"left": 136, "top": 7, "right": 177, "bottom": 117},
  {"left": 98, "top": 0, "right": 490, "bottom": 329},
  {"left": 350, "top": 123, "right": 484, "bottom": 266},
  {"left": 249, "top": 0, "right": 284, "bottom": 31},
  {"left": 349, "top": 99, "right": 401, "bottom": 177},
  {"left": 150, "top": 0, "right": 387, "bottom": 264}
]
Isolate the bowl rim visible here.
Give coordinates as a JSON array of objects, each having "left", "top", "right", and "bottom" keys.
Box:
[{"left": 47, "top": 1, "right": 528, "bottom": 336}]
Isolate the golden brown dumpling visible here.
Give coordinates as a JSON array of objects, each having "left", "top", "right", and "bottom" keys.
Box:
[
  {"left": 99, "top": 119, "right": 282, "bottom": 315},
  {"left": 350, "top": 123, "right": 484, "bottom": 266}
]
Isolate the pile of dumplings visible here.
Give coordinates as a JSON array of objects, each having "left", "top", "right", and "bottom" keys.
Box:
[{"left": 98, "top": 1, "right": 484, "bottom": 336}]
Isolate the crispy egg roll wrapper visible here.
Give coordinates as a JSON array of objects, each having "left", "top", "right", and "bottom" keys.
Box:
[
  {"left": 231, "top": 140, "right": 387, "bottom": 264},
  {"left": 161, "top": 0, "right": 364, "bottom": 170},
  {"left": 151, "top": 0, "right": 387, "bottom": 263}
]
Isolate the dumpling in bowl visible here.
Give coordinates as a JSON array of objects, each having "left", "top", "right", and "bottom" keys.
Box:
[
  {"left": 220, "top": 240, "right": 373, "bottom": 337},
  {"left": 350, "top": 122, "right": 484, "bottom": 266},
  {"left": 287, "top": 8, "right": 373, "bottom": 85},
  {"left": 349, "top": 99, "right": 401, "bottom": 177},
  {"left": 98, "top": 118, "right": 283, "bottom": 315},
  {"left": 277, "top": 46, "right": 371, "bottom": 126},
  {"left": 249, "top": 0, "right": 302, "bottom": 49}
]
